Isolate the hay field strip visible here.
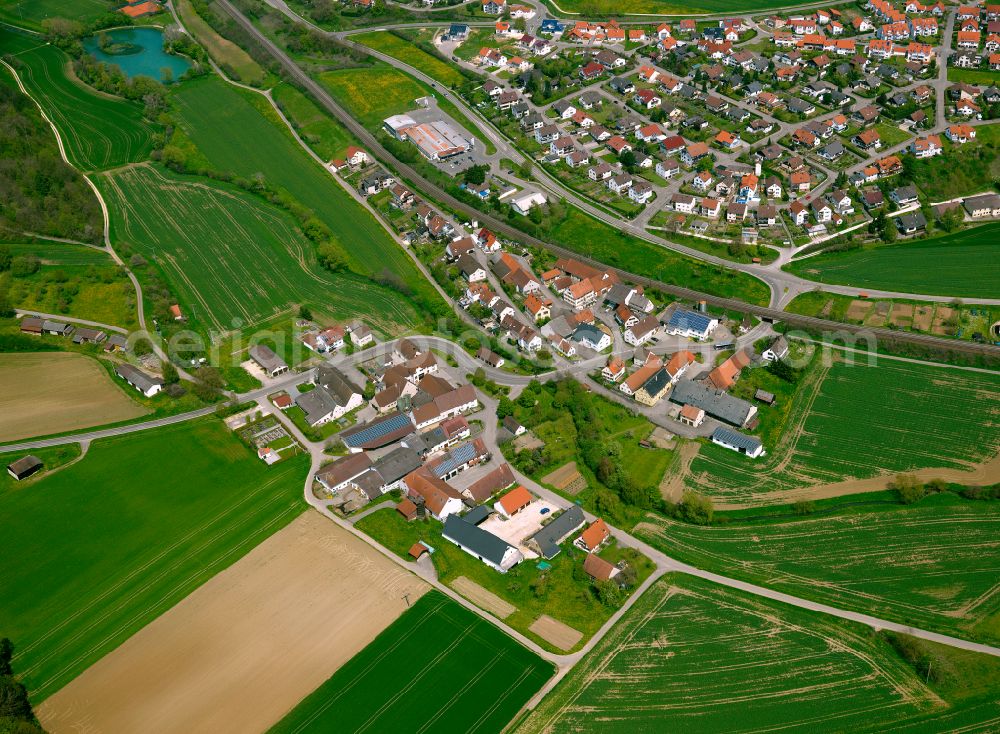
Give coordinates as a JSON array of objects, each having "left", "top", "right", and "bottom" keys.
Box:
[
  {"left": 786, "top": 223, "right": 1000, "bottom": 299},
  {"left": 38, "top": 512, "right": 428, "bottom": 734},
  {"left": 352, "top": 31, "right": 469, "bottom": 88},
  {"left": 0, "top": 352, "right": 147, "bottom": 443},
  {"left": 97, "top": 164, "right": 420, "bottom": 334},
  {"left": 0, "top": 418, "right": 309, "bottom": 701},
  {"left": 518, "top": 575, "right": 946, "bottom": 734},
  {"left": 637, "top": 501, "right": 1000, "bottom": 646},
  {"left": 169, "top": 74, "right": 437, "bottom": 309},
  {"left": 270, "top": 590, "right": 553, "bottom": 734},
  {"left": 2, "top": 27, "right": 156, "bottom": 171},
  {"left": 682, "top": 360, "right": 1000, "bottom": 506}
]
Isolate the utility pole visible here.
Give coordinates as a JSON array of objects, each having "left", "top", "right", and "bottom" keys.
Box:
[{"left": 402, "top": 593, "right": 411, "bottom": 608}]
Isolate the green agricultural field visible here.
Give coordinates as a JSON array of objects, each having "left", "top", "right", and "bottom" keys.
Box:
[
  {"left": 786, "top": 223, "right": 1000, "bottom": 298},
  {"left": 2, "top": 27, "right": 156, "bottom": 170},
  {"left": 352, "top": 30, "right": 469, "bottom": 88},
  {"left": 518, "top": 574, "right": 986, "bottom": 733},
  {"left": 169, "top": 75, "right": 441, "bottom": 311},
  {"left": 0, "top": 0, "right": 111, "bottom": 30},
  {"left": 271, "top": 82, "right": 357, "bottom": 162},
  {"left": 2, "top": 242, "right": 137, "bottom": 329},
  {"left": 270, "top": 590, "right": 553, "bottom": 734},
  {"left": 96, "top": 163, "right": 420, "bottom": 335},
  {"left": 0, "top": 418, "right": 310, "bottom": 702},
  {"left": 318, "top": 63, "right": 494, "bottom": 153},
  {"left": 678, "top": 358, "right": 1000, "bottom": 507},
  {"left": 637, "top": 495, "right": 1000, "bottom": 646}
]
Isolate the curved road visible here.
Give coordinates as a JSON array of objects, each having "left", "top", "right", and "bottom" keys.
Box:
[{"left": 212, "top": 0, "right": 1000, "bottom": 360}]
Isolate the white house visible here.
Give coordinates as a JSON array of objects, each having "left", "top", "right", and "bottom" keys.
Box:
[
  {"left": 762, "top": 335, "right": 789, "bottom": 362},
  {"left": 114, "top": 363, "right": 164, "bottom": 398},
  {"left": 624, "top": 315, "right": 660, "bottom": 346},
  {"left": 711, "top": 427, "right": 764, "bottom": 458},
  {"left": 511, "top": 191, "right": 547, "bottom": 214},
  {"left": 443, "top": 514, "right": 523, "bottom": 572}
]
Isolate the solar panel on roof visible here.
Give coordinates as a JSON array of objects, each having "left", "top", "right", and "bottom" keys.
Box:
[
  {"left": 668, "top": 309, "right": 711, "bottom": 331},
  {"left": 431, "top": 442, "right": 478, "bottom": 478},
  {"left": 712, "top": 427, "right": 761, "bottom": 452},
  {"left": 343, "top": 413, "right": 412, "bottom": 447}
]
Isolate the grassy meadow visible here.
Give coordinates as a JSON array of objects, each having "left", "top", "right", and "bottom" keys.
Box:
[
  {"left": 318, "top": 63, "right": 495, "bottom": 153},
  {"left": 352, "top": 31, "right": 468, "bottom": 88},
  {"left": 96, "top": 163, "right": 421, "bottom": 335},
  {"left": 2, "top": 242, "right": 137, "bottom": 329},
  {"left": 271, "top": 82, "right": 357, "bottom": 162},
  {"left": 907, "top": 123, "right": 1000, "bottom": 201},
  {"left": 637, "top": 494, "right": 1000, "bottom": 646},
  {"left": 269, "top": 590, "right": 553, "bottom": 734},
  {"left": 547, "top": 208, "right": 771, "bottom": 305},
  {"left": 517, "top": 574, "right": 987, "bottom": 733},
  {"left": 2, "top": 27, "right": 157, "bottom": 170},
  {"left": 175, "top": 0, "right": 265, "bottom": 85},
  {"left": 0, "top": 418, "right": 310, "bottom": 702},
  {"left": 678, "top": 358, "right": 1000, "bottom": 506},
  {"left": 786, "top": 223, "right": 1000, "bottom": 299},
  {"left": 169, "top": 75, "right": 441, "bottom": 311}
]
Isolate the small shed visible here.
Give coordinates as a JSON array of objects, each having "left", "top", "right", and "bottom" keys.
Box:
[
  {"left": 409, "top": 542, "right": 429, "bottom": 560},
  {"left": 396, "top": 498, "right": 418, "bottom": 522},
  {"left": 754, "top": 389, "right": 776, "bottom": 406},
  {"left": 7, "top": 455, "right": 43, "bottom": 481}
]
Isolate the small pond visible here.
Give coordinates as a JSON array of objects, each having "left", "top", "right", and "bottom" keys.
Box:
[{"left": 83, "top": 27, "right": 191, "bottom": 83}]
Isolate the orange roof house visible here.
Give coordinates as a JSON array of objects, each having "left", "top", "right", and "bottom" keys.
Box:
[
  {"left": 577, "top": 519, "right": 611, "bottom": 552},
  {"left": 707, "top": 348, "right": 752, "bottom": 390},
  {"left": 496, "top": 485, "right": 532, "bottom": 517}
]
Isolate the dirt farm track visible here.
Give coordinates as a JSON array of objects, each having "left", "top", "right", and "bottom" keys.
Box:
[
  {"left": 0, "top": 352, "right": 148, "bottom": 443},
  {"left": 37, "top": 511, "right": 428, "bottom": 734}
]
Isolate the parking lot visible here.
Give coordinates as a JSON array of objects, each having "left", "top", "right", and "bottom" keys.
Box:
[{"left": 479, "top": 499, "right": 557, "bottom": 558}]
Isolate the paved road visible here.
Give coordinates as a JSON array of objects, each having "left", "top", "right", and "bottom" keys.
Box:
[
  {"left": 208, "top": 1, "right": 1000, "bottom": 361},
  {"left": 6, "top": 329, "right": 999, "bottom": 669},
  {"left": 330, "top": 19, "right": 1000, "bottom": 312}
]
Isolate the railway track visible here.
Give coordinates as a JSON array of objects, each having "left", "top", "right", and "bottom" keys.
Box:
[{"left": 214, "top": 0, "right": 999, "bottom": 361}]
